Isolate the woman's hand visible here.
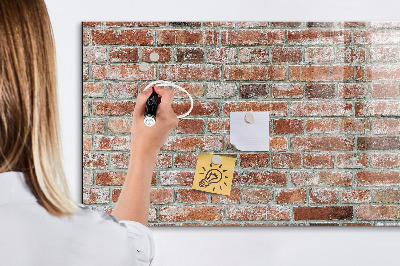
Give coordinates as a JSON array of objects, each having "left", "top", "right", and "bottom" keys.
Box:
[{"left": 130, "top": 86, "right": 179, "bottom": 155}]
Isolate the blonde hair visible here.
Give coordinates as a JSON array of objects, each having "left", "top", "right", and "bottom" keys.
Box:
[{"left": 0, "top": 0, "right": 77, "bottom": 216}]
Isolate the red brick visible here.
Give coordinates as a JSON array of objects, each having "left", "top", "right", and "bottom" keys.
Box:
[
  {"left": 291, "top": 136, "right": 354, "bottom": 151},
  {"left": 176, "top": 48, "right": 204, "bottom": 63},
  {"left": 207, "top": 48, "right": 237, "bottom": 63},
  {"left": 370, "top": 153, "right": 400, "bottom": 168},
  {"left": 355, "top": 100, "right": 400, "bottom": 116},
  {"left": 83, "top": 46, "right": 107, "bottom": 63},
  {"left": 223, "top": 101, "right": 287, "bottom": 116},
  {"left": 337, "top": 153, "right": 367, "bottom": 168},
  {"left": 160, "top": 206, "right": 223, "bottom": 221},
  {"left": 336, "top": 47, "right": 365, "bottom": 63},
  {"left": 289, "top": 65, "right": 353, "bottom": 81},
  {"left": 237, "top": 22, "right": 267, "bottom": 27},
  {"left": 373, "top": 189, "right": 400, "bottom": 203},
  {"left": 294, "top": 206, "right": 353, "bottom": 221},
  {"left": 338, "top": 83, "right": 367, "bottom": 98},
  {"left": 291, "top": 101, "right": 352, "bottom": 116},
  {"left": 276, "top": 188, "right": 306, "bottom": 204},
  {"left": 288, "top": 30, "right": 351, "bottom": 45},
  {"left": 239, "top": 83, "right": 268, "bottom": 99},
  {"left": 356, "top": 171, "right": 400, "bottom": 186},
  {"left": 160, "top": 171, "right": 194, "bottom": 185},
  {"left": 272, "top": 47, "right": 302, "bottom": 63},
  {"left": 83, "top": 188, "right": 109, "bottom": 204},
  {"left": 274, "top": 119, "right": 302, "bottom": 134},
  {"left": 177, "top": 188, "right": 206, "bottom": 203},
  {"left": 83, "top": 135, "right": 92, "bottom": 151},
  {"left": 291, "top": 171, "right": 352, "bottom": 186},
  {"left": 142, "top": 47, "right": 171, "bottom": 62},
  {"left": 305, "top": 47, "right": 334, "bottom": 63},
  {"left": 109, "top": 152, "right": 129, "bottom": 168},
  {"left": 226, "top": 206, "right": 267, "bottom": 221},
  {"left": 269, "top": 136, "right": 288, "bottom": 151},
  {"left": 306, "top": 22, "right": 334, "bottom": 27},
  {"left": 83, "top": 82, "right": 104, "bottom": 97},
  {"left": 371, "top": 83, "right": 399, "bottom": 98},
  {"left": 157, "top": 29, "right": 176, "bottom": 44},
  {"left": 208, "top": 118, "right": 229, "bottom": 133},
  {"left": 92, "top": 101, "right": 135, "bottom": 116},
  {"left": 272, "top": 153, "right": 301, "bottom": 168},
  {"left": 365, "top": 66, "right": 400, "bottom": 81},
  {"left": 354, "top": 30, "right": 400, "bottom": 45},
  {"left": 222, "top": 29, "right": 285, "bottom": 45},
  {"left": 343, "top": 22, "right": 367, "bottom": 27},
  {"left": 206, "top": 83, "right": 236, "bottom": 98},
  {"left": 92, "top": 29, "right": 154, "bottom": 45},
  {"left": 83, "top": 118, "right": 105, "bottom": 133},
  {"left": 239, "top": 153, "right": 269, "bottom": 168},
  {"left": 174, "top": 153, "right": 197, "bottom": 168},
  {"left": 340, "top": 118, "right": 369, "bottom": 134},
  {"left": 266, "top": 206, "right": 291, "bottom": 221},
  {"left": 243, "top": 188, "right": 272, "bottom": 204},
  {"left": 304, "top": 154, "right": 333, "bottom": 168},
  {"left": 159, "top": 64, "right": 220, "bottom": 80},
  {"left": 176, "top": 29, "right": 217, "bottom": 45},
  {"left": 161, "top": 136, "right": 222, "bottom": 152},
  {"left": 109, "top": 47, "right": 138, "bottom": 62},
  {"left": 357, "top": 206, "right": 400, "bottom": 220},
  {"left": 224, "top": 65, "right": 285, "bottom": 80},
  {"left": 272, "top": 84, "right": 303, "bottom": 98},
  {"left": 305, "top": 83, "right": 335, "bottom": 99},
  {"left": 83, "top": 171, "right": 92, "bottom": 186},
  {"left": 83, "top": 153, "right": 107, "bottom": 169},
  {"left": 94, "top": 136, "right": 130, "bottom": 150},
  {"left": 83, "top": 28, "right": 90, "bottom": 45},
  {"left": 342, "top": 189, "right": 371, "bottom": 203},
  {"left": 137, "top": 22, "right": 166, "bottom": 27},
  {"left": 240, "top": 48, "right": 269, "bottom": 63},
  {"left": 173, "top": 101, "right": 219, "bottom": 117},
  {"left": 357, "top": 136, "right": 400, "bottom": 150},
  {"left": 204, "top": 22, "right": 235, "bottom": 27},
  {"left": 108, "top": 118, "right": 132, "bottom": 134},
  {"left": 111, "top": 189, "right": 121, "bottom": 203},
  {"left": 310, "top": 188, "right": 338, "bottom": 203},
  {"left": 96, "top": 171, "right": 126, "bottom": 185},
  {"left": 370, "top": 47, "right": 400, "bottom": 63},
  {"left": 92, "top": 65, "right": 156, "bottom": 80},
  {"left": 106, "top": 82, "right": 137, "bottom": 98},
  {"left": 232, "top": 171, "right": 286, "bottom": 186},
  {"left": 151, "top": 188, "right": 174, "bottom": 204},
  {"left": 83, "top": 64, "right": 88, "bottom": 80},
  {"left": 271, "top": 22, "right": 302, "bottom": 28},
  {"left": 211, "top": 188, "right": 241, "bottom": 204},
  {"left": 176, "top": 119, "right": 204, "bottom": 134}
]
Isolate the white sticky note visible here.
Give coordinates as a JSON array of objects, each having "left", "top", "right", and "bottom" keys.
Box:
[{"left": 230, "top": 111, "right": 269, "bottom": 151}]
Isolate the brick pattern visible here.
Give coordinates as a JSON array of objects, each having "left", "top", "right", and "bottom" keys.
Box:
[{"left": 83, "top": 21, "right": 400, "bottom": 226}]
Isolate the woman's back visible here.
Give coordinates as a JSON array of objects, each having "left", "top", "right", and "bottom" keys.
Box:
[{"left": 0, "top": 172, "right": 154, "bottom": 266}]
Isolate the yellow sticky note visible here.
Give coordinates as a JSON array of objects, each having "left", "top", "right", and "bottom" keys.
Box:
[{"left": 192, "top": 153, "right": 236, "bottom": 196}]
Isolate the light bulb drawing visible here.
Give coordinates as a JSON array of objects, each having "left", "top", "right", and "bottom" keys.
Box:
[{"left": 198, "top": 163, "right": 229, "bottom": 192}]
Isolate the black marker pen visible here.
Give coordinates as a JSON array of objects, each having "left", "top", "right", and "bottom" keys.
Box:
[{"left": 144, "top": 86, "right": 158, "bottom": 127}]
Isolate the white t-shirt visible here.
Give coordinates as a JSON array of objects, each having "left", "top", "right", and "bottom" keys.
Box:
[{"left": 0, "top": 171, "right": 155, "bottom": 266}]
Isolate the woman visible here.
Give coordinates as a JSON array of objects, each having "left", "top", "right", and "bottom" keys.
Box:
[{"left": 0, "top": 0, "right": 178, "bottom": 265}]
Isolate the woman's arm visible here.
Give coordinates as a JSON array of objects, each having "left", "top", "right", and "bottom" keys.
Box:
[{"left": 111, "top": 86, "right": 178, "bottom": 225}]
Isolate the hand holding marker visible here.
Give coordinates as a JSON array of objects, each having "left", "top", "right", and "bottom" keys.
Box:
[{"left": 142, "top": 80, "right": 194, "bottom": 127}]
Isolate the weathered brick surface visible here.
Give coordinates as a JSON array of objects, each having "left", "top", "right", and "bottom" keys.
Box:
[{"left": 83, "top": 22, "right": 400, "bottom": 226}]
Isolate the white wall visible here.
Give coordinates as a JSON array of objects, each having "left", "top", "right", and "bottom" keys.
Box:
[{"left": 46, "top": 0, "right": 400, "bottom": 265}]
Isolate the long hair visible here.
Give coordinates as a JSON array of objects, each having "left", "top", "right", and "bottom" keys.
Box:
[{"left": 0, "top": 0, "right": 77, "bottom": 216}]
